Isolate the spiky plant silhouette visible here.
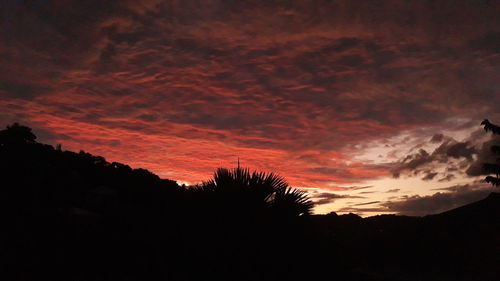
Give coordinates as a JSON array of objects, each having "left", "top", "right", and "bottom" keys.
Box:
[
  {"left": 273, "top": 186, "right": 314, "bottom": 216},
  {"left": 197, "top": 167, "right": 313, "bottom": 216}
]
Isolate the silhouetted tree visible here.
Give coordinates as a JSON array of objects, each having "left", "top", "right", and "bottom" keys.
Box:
[
  {"left": 481, "top": 119, "right": 500, "bottom": 186},
  {"left": 0, "top": 123, "right": 37, "bottom": 145},
  {"left": 197, "top": 167, "right": 313, "bottom": 216}
]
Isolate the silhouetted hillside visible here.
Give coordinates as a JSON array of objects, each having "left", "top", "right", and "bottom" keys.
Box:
[
  {"left": 0, "top": 124, "right": 313, "bottom": 281},
  {"left": 308, "top": 194, "right": 500, "bottom": 281},
  {"left": 0, "top": 124, "right": 187, "bottom": 280},
  {"left": 433, "top": 192, "right": 500, "bottom": 219},
  {"left": 1, "top": 123, "right": 499, "bottom": 281}
]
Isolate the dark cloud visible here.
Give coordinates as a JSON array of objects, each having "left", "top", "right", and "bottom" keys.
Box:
[
  {"left": 312, "top": 192, "right": 364, "bottom": 206},
  {"left": 336, "top": 207, "right": 389, "bottom": 215},
  {"left": 393, "top": 140, "right": 478, "bottom": 178},
  {"left": 435, "top": 141, "right": 477, "bottom": 160},
  {"left": 466, "top": 137, "right": 500, "bottom": 176},
  {"left": 137, "top": 114, "right": 159, "bottom": 122},
  {"left": 422, "top": 172, "right": 438, "bottom": 181},
  {"left": 383, "top": 183, "right": 495, "bottom": 216},
  {"left": 349, "top": 185, "right": 374, "bottom": 190},
  {"left": 392, "top": 149, "right": 431, "bottom": 177},
  {"left": 430, "top": 133, "right": 444, "bottom": 143},
  {"left": 0, "top": 81, "right": 52, "bottom": 99},
  {"left": 438, "top": 174, "right": 456, "bottom": 182},
  {"left": 352, "top": 201, "right": 380, "bottom": 206}
]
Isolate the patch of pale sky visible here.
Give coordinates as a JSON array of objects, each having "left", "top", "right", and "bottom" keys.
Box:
[{"left": 314, "top": 118, "right": 488, "bottom": 216}]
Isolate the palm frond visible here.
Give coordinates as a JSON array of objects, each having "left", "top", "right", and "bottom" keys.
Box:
[
  {"left": 197, "top": 167, "right": 314, "bottom": 216},
  {"left": 273, "top": 187, "right": 314, "bottom": 216}
]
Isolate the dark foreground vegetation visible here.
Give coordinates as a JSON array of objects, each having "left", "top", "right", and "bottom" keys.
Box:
[{"left": 0, "top": 123, "right": 499, "bottom": 281}]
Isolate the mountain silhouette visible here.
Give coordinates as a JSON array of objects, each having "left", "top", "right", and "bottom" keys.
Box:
[
  {"left": 432, "top": 192, "right": 500, "bottom": 220},
  {"left": 305, "top": 192, "right": 500, "bottom": 281}
]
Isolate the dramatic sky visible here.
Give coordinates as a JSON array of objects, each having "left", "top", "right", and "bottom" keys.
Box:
[{"left": 1, "top": 0, "right": 499, "bottom": 216}]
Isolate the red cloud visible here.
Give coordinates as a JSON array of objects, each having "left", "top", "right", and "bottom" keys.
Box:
[{"left": 1, "top": 0, "right": 499, "bottom": 194}]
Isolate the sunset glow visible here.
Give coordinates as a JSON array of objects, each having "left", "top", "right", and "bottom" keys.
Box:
[{"left": 1, "top": 0, "right": 499, "bottom": 216}]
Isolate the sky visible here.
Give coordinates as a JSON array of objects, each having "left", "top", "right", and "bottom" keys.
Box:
[{"left": 1, "top": 0, "right": 499, "bottom": 216}]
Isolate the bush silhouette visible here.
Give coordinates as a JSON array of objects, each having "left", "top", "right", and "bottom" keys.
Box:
[
  {"left": 0, "top": 122, "right": 37, "bottom": 145},
  {"left": 481, "top": 119, "right": 500, "bottom": 186}
]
